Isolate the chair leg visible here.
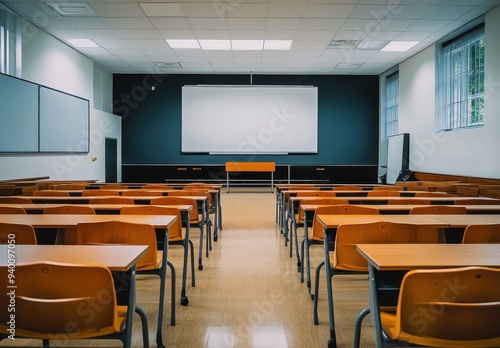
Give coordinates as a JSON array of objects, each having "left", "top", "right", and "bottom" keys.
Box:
[
  {"left": 300, "top": 238, "right": 305, "bottom": 283},
  {"left": 166, "top": 261, "right": 176, "bottom": 326},
  {"left": 189, "top": 239, "right": 195, "bottom": 287},
  {"left": 353, "top": 307, "right": 370, "bottom": 348},
  {"left": 313, "top": 260, "right": 325, "bottom": 325},
  {"left": 42, "top": 339, "right": 50, "bottom": 348},
  {"left": 135, "top": 306, "right": 150, "bottom": 348}
]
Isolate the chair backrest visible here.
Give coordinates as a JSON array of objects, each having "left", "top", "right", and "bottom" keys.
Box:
[
  {"left": 120, "top": 205, "right": 182, "bottom": 240},
  {"left": 387, "top": 198, "right": 432, "bottom": 205},
  {"left": 76, "top": 221, "right": 157, "bottom": 270},
  {"left": 33, "top": 190, "right": 70, "bottom": 196},
  {"left": 455, "top": 198, "right": 500, "bottom": 205},
  {"left": 0, "top": 262, "right": 122, "bottom": 338},
  {"left": 0, "top": 222, "right": 37, "bottom": 244},
  {"left": 88, "top": 197, "right": 135, "bottom": 204},
  {"left": 311, "top": 204, "right": 379, "bottom": 241},
  {"left": 44, "top": 205, "right": 96, "bottom": 215},
  {"left": 51, "top": 183, "right": 86, "bottom": 190},
  {"left": 100, "top": 184, "right": 128, "bottom": 189},
  {"left": 297, "top": 198, "right": 349, "bottom": 222},
  {"left": 331, "top": 185, "right": 363, "bottom": 191},
  {"left": 367, "top": 190, "right": 401, "bottom": 197},
  {"left": 172, "top": 189, "right": 212, "bottom": 211},
  {"left": 462, "top": 224, "right": 500, "bottom": 243},
  {"left": 414, "top": 191, "right": 453, "bottom": 197},
  {"left": 121, "top": 190, "right": 163, "bottom": 196},
  {"left": 82, "top": 190, "right": 120, "bottom": 196},
  {"left": 373, "top": 185, "right": 404, "bottom": 191},
  {"left": 395, "top": 267, "right": 500, "bottom": 344},
  {"left": 0, "top": 197, "right": 32, "bottom": 204},
  {"left": 333, "top": 222, "right": 420, "bottom": 271},
  {"left": 0, "top": 206, "right": 26, "bottom": 214},
  {"left": 151, "top": 196, "right": 199, "bottom": 223},
  {"left": 410, "top": 205, "right": 467, "bottom": 214},
  {"left": 296, "top": 191, "right": 336, "bottom": 198}
]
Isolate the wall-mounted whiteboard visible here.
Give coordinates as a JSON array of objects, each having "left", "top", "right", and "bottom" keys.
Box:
[
  {"left": 0, "top": 74, "right": 39, "bottom": 152},
  {"left": 39, "top": 86, "right": 89, "bottom": 152},
  {"left": 386, "top": 133, "right": 409, "bottom": 184},
  {"left": 181, "top": 85, "right": 318, "bottom": 154},
  {"left": 0, "top": 73, "right": 89, "bottom": 153}
]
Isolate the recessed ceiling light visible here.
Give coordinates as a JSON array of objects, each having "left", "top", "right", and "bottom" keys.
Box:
[
  {"left": 165, "top": 39, "right": 200, "bottom": 49},
  {"left": 199, "top": 40, "right": 232, "bottom": 50},
  {"left": 381, "top": 41, "right": 419, "bottom": 52},
  {"left": 264, "top": 40, "right": 293, "bottom": 50},
  {"left": 231, "top": 40, "right": 263, "bottom": 51},
  {"left": 46, "top": 3, "right": 96, "bottom": 16},
  {"left": 356, "top": 40, "right": 388, "bottom": 50},
  {"left": 67, "top": 39, "right": 99, "bottom": 48}
]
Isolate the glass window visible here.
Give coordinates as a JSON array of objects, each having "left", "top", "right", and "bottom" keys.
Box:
[
  {"left": 383, "top": 71, "right": 399, "bottom": 139},
  {"left": 437, "top": 25, "right": 485, "bottom": 131}
]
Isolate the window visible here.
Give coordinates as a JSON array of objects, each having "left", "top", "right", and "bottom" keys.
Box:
[
  {"left": 383, "top": 71, "right": 399, "bottom": 139},
  {"left": 437, "top": 25, "right": 485, "bottom": 131},
  {"left": 0, "top": 7, "right": 22, "bottom": 76}
]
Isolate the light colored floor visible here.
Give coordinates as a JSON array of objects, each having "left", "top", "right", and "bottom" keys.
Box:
[{"left": 1, "top": 190, "right": 377, "bottom": 348}]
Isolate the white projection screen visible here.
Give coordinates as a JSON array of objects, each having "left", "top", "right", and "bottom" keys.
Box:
[
  {"left": 181, "top": 86, "right": 318, "bottom": 154},
  {"left": 386, "top": 133, "right": 409, "bottom": 184}
]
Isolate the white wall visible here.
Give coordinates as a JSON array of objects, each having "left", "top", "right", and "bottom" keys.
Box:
[
  {"left": 0, "top": 16, "right": 121, "bottom": 182},
  {"left": 384, "top": 6, "right": 500, "bottom": 179}
]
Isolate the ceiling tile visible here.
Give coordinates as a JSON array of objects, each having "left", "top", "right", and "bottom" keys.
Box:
[
  {"left": 90, "top": 3, "right": 145, "bottom": 17},
  {"left": 267, "top": 4, "right": 306, "bottom": 17},
  {"left": 139, "top": 3, "right": 185, "bottom": 17},
  {"left": 114, "top": 29, "right": 164, "bottom": 40},
  {"left": 303, "top": 4, "right": 355, "bottom": 18},
  {"left": 421, "top": 5, "right": 475, "bottom": 20},
  {"left": 102, "top": 18, "right": 155, "bottom": 29},
  {"left": 150, "top": 17, "right": 192, "bottom": 30}
]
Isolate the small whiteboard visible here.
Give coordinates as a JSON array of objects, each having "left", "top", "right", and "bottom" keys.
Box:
[{"left": 386, "top": 133, "right": 409, "bottom": 184}]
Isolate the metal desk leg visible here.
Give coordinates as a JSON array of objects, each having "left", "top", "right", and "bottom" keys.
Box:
[
  {"left": 368, "top": 265, "right": 384, "bottom": 348},
  {"left": 323, "top": 227, "right": 337, "bottom": 348}
]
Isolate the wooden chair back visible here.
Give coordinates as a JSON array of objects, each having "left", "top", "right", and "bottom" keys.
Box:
[
  {"left": 462, "top": 224, "right": 500, "bottom": 243},
  {"left": 331, "top": 185, "right": 363, "bottom": 191},
  {"left": 385, "top": 267, "right": 500, "bottom": 346},
  {"left": 33, "top": 190, "right": 70, "bottom": 196},
  {"left": 121, "top": 205, "right": 183, "bottom": 240},
  {"left": 0, "top": 206, "right": 26, "bottom": 214},
  {"left": 367, "top": 190, "right": 401, "bottom": 197},
  {"left": 51, "top": 183, "right": 86, "bottom": 190},
  {"left": 410, "top": 205, "right": 467, "bottom": 214},
  {"left": 0, "top": 197, "right": 32, "bottom": 204},
  {"left": 82, "top": 190, "right": 120, "bottom": 196},
  {"left": 152, "top": 197, "right": 199, "bottom": 223},
  {"left": 121, "top": 190, "right": 163, "bottom": 196},
  {"left": 311, "top": 204, "right": 379, "bottom": 241},
  {"left": 0, "top": 222, "right": 37, "bottom": 244},
  {"left": 44, "top": 205, "right": 96, "bottom": 215},
  {"left": 333, "top": 222, "right": 420, "bottom": 271},
  {"left": 88, "top": 197, "right": 135, "bottom": 204},
  {"left": 0, "top": 262, "right": 125, "bottom": 339},
  {"left": 372, "top": 185, "right": 404, "bottom": 191},
  {"left": 76, "top": 221, "right": 158, "bottom": 271},
  {"left": 296, "top": 191, "right": 336, "bottom": 198},
  {"left": 415, "top": 191, "right": 453, "bottom": 197},
  {"left": 297, "top": 198, "right": 349, "bottom": 222},
  {"left": 388, "top": 198, "right": 431, "bottom": 205},
  {"left": 455, "top": 198, "right": 500, "bottom": 205}
]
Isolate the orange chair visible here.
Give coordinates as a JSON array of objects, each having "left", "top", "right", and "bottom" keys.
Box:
[
  {"left": 76, "top": 220, "right": 169, "bottom": 346},
  {"left": 0, "top": 262, "right": 148, "bottom": 347},
  {"left": 372, "top": 185, "right": 404, "bottom": 191},
  {"left": 89, "top": 197, "right": 135, "bottom": 204},
  {"left": 121, "top": 205, "right": 195, "bottom": 305},
  {"left": 380, "top": 267, "right": 500, "bottom": 347},
  {"left": 367, "top": 190, "right": 401, "bottom": 197},
  {"left": 44, "top": 205, "right": 96, "bottom": 244},
  {"left": 0, "top": 222, "right": 37, "bottom": 244},
  {"left": 410, "top": 205, "right": 467, "bottom": 243},
  {"left": 462, "top": 223, "right": 500, "bottom": 243},
  {"left": 82, "top": 189, "right": 120, "bottom": 196},
  {"left": 331, "top": 185, "right": 363, "bottom": 191},
  {"left": 0, "top": 206, "right": 26, "bottom": 214},
  {"left": 121, "top": 190, "right": 163, "bottom": 197},
  {"left": 455, "top": 198, "right": 500, "bottom": 205},
  {"left": 387, "top": 198, "right": 431, "bottom": 205},
  {"left": 415, "top": 191, "right": 453, "bottom": 197}
]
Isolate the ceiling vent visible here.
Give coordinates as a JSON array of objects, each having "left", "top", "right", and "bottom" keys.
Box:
[
  {"left": 326, "top": 39, "right": 359, "bottom": 49},
  {"left": 46, "top": 3, "right": 97, "bottom": 16}
]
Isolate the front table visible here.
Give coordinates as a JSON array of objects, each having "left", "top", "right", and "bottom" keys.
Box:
[
  {"left": 356, "top": 243, "right": 500, "bottom": 348},
  {"left": 0, "top": 244, "right": 148, "bottom": 348}
]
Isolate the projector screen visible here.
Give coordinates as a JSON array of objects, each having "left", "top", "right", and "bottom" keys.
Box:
[{"left": 181, "top": 85, "right": 318, "bottom": 154}]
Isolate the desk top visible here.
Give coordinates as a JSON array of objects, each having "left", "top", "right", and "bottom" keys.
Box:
[
  {"left": 0, "top": 244, "right": 148, "bottom": 271},
  {"left": 290, "top": 196, "right": 496, "bottom": 203},
  {"left": 20, "top": 195, "right": 207, "bottom": 202},
  {"left": 0, "top": 214, "right": 176, "bottom": 229},
  {"left": 429, "top": 214, "right": 500, "bottom": 227},
  {"left": 0, "top": 203, "right": 193, "bottom": 212},
  {"left": 356, "top": 244, "right": 500, "bottom": 271},
  {"left": 316, "top": 214, "right": 449, "bottom": 229},
  {"left": 301, "top": 204, "right": 500, "bottom": 213}
]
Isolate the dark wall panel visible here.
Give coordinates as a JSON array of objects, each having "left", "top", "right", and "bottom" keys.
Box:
[{"left": 113, "top": 74, "right": 379, "bottom": 165}]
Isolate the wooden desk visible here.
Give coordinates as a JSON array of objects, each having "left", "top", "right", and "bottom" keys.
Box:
[
  {"left": 225, "top": 161, "right": 275, "bottom": 193},
  {"left": 0, "top": 244, "right": 148, "bottom": 348},
  {"left": 356, "top": 244, "right": 500, "bottom": 348}
]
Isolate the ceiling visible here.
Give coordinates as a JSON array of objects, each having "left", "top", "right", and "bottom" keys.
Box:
[{"left": 1, "top": 0, "right": 498, "bottom": 75}]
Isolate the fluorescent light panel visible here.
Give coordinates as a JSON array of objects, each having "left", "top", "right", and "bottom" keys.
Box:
[
  {"left": 381, "top": 41, "right": 419, "bottom": 52},
  {"left": 67, "top": 39, "right": 99, "bottom": 47},
  {"left": 165, "top": 39, "right": 293, "bottom": 51}
]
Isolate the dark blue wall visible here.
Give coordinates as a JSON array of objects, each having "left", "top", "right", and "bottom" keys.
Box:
[{"left": 113, "top": 74, "right": 379, "bottom": 165}]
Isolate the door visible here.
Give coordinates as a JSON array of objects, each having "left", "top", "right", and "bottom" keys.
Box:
[{"left": 105, "top": 138, "right": 118, "bottom": 183}]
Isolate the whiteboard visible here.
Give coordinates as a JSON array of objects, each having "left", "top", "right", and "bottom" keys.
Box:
[
  {"left": 181, "top": 86, "right": 318, "bottom": 154},
  {"left": 386, "top": 133, "right": 409, "bottom": 184}
]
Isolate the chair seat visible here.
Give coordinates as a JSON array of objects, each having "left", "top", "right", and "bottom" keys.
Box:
[{"left": 137, "top": 252, "right": 163, "bottom": 271}]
